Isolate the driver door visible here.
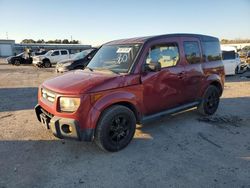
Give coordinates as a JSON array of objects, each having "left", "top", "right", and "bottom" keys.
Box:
[
  {"left": 50, "top": 50, "right": 60, "bottom": 64},
  {"left": 141, "top": 39, "right": 186, "bottom": 115}
]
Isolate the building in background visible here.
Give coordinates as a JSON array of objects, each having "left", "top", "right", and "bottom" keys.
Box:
[
  {"left": 0, "top": 39, "right": 92, "bottom": 57},
  {"left": 0, "top": 40, "right": 15, "bottom": 57}
]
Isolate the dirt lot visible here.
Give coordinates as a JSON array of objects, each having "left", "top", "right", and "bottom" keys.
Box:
[{"left": 0, "top": 59, "right": 250, "bottom": 188}]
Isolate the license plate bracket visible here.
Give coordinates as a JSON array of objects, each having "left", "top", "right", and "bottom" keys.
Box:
[{"left": 40, "top": 113, "right": 50, "bottom": 129}]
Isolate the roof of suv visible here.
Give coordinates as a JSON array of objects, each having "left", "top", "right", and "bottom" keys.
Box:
[{"left": 106, "top": 33, "right": 219, "bottom": 45}]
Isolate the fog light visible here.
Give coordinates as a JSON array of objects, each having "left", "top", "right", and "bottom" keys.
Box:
[{"left": 61, "top": 124, "right": 72, "bottom": 134}]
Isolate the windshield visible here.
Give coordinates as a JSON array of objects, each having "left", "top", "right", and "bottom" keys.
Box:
[
  {"left": 74, "top": 49, "right": 94, "bottom": 60},
  {"left": 87, "top": 44, "right": 141, "bottom": 73},
  {"left": 45, "top": 51, "right": 53, "bottom": 56}
]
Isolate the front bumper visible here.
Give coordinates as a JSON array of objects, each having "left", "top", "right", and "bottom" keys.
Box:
[
  {"left": 35, "top": 105, "right": 94, "bottom": 141},
  {"left": 56, "top": 66, "right": 70, "bottom": 73},
  {"left": 33, "top": 60, "right": 42, "bottom": 67}
]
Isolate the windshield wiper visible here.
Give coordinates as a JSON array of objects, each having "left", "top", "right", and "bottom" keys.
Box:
[{"left": 95, "top": 68, "right": 120, "bottom": 75}]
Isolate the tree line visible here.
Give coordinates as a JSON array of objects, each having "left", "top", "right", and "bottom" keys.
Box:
[
  {"left": 221, "top": 39, "right": 250, "bottom": 44},
  {"left": 21, "top": 39, "right": 80, "bottom": 44}
]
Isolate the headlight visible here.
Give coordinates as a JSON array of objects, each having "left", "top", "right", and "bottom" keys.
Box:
[{"left": 59, "top": 97, "right": 80, "bottom": 112}]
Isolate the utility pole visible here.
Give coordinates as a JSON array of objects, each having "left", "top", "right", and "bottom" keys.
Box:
[
  {"left": 71, "top": 35, "right": 73, "bottom": 42},
  {"left": 6, "top": 32, "right": 8, "bottom": 39}
]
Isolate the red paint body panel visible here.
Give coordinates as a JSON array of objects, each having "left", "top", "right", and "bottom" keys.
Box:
[{"left": 37, "top": 34, "right": 225, "bottom": 132}]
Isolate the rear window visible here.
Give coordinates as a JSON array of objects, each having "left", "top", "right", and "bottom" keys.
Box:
[
  {"left": 222, "top": 51, "right": 236, "bottom": 60},
  {"left": 202, "top": 41, "right": 221, "bottom": 62}
]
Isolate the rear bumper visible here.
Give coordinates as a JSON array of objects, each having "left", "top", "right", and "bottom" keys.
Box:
[{"left": 35, "top": 104, "right": 94, "bottom": 141}]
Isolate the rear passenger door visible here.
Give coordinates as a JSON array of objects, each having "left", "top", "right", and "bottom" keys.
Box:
[
  {"left": 181, "top": 37, "right": 204, "bottom": 102},
  {"left": 60, "top": 50, "right": 69, "bottom": 61}
]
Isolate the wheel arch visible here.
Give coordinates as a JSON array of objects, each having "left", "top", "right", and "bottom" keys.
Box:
[
  {"left": 209, "top": 80, "right": 223, "bottom": 96},
  {"left": 108, "top": 101, "right": 140, "bottom": 123},
  {"left": 92, "top": 91, "right": 142, "bottom": 124},
  {"left": 201, "top": 74, "right": 224, "bottom": 97},
  {"left": 42, "top": 58, "right": 51, "bottom": 63}
]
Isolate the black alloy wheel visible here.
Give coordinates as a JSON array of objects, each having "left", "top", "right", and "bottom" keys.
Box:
[
  {"left": 198, "top": 85, "right": 220, "bottom": 115},
  {"left": 95, "top": 105, "right": 136, "bottom": 152}
]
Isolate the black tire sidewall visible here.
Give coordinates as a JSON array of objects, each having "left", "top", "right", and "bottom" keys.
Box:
[
  {"left": 201, "top": 86, "right": 220, "bottom": 115},
  {"left": 95, "top": 105, "right": 136, "bottom": 152},
  {"left": 14, "top": 60, "right": 20, "bottom": 66},
  {"left": 44, "top": 61, "right": 51, "bottom": 68}
]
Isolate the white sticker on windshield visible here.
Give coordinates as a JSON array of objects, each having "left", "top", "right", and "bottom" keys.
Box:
[{"left": 117, "top": 48, "right": 131, "bottom": 53}]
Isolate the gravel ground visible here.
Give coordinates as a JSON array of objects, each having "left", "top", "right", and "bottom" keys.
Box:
[{"left": 0, "top": 58, "right": 250, "bottom": 188}]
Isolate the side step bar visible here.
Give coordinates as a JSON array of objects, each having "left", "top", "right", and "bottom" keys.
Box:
[{"left": 141, "top": 101, "right": 200, "bottom": 124}]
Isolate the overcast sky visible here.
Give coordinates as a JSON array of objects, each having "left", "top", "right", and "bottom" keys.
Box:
[{"left": 0, "top": 0, "right": 249, "bottom": 45}]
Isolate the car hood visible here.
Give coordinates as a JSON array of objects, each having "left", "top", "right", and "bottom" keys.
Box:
[{"left": 42, "top": 69, "right": 131, "bottom": 95}]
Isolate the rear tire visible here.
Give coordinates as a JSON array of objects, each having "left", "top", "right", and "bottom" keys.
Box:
[
  {"left": 198, "top": 85, "right": 220, "bottom": 116},
  {"left": 94, "top": 105, "right": 136, "bottom": 152}
]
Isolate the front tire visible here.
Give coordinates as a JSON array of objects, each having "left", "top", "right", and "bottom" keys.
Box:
[
  {"left": 44, "top": 60, "right": 51, "bottom": 68},
  {"left": 95, "top": 105, "right": 136, "bottom": 152},
  {"left": 198, "top": 85, "right": 220, "bottom": 116}
]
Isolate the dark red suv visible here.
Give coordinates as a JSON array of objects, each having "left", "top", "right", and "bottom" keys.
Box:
[{"left": 35, "top": 34, "right": 225, "bottom": 152}]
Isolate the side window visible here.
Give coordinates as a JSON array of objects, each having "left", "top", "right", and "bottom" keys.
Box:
[
  {"left": 222, "top": 51, "right": 236, "bottom": 60},
  {"left": 61, "top": 50, "right": 68, "bottom": 55},
  {"left": 51, "top": 51, "right": 59, "bottom": 56},
  {"left": 146, "top": 43, "right": 179, "bottom": 68},
  {"left": 184, "top": 41, "right": 201, "bottom": 64},
  {"left": 203, "top": 41, "right": 221, "bottom": 62}
]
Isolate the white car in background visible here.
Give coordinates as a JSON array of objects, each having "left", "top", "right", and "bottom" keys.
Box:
[
  {"left": 221, "top": 46, "right": 241, "bottom": 75},
  {"left": 33, "top": 49, "right": 71, "bottom": 68}
]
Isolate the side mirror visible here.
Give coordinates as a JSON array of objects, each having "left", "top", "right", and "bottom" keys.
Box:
[{"left": 145, "top": 61, "right": 161, "bottom": 72}]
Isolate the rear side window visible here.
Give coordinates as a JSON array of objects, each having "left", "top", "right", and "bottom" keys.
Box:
[
  {"left": 184, "top": 41, "right": 201, "bottom": 64},
  {"left": 203, "top": 41, "right": 221, "bottom": 62},
  {"left": 61, "top": 50, "right": 68, "bottom": 55},
  {"left": 222, "top": 51, "right": 236, "bottom": 60},
  {"left": 146, "top": 43, "right": 179, "bottom": 68}
]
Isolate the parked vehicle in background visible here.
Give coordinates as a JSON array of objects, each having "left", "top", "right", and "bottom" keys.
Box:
[
  {"left": 239, "top": 45, "right": 250, "bottom": 62},
  {"left": 221, "top": 46, "right": 241, "bottom": 75},
  {"left": 6, "top": 52, "right": 32, "bottom": 65},
  {"left": 56, "top": 48, "right": 98, "bottom": 73},
  {"left": 33, "top": 49, "right": 70, "bottom": 68},
  {"left": 246, "top": 51, "right": 250, "bottom": 68},
  {"left": 35, "top": 34, "right": 225, "bottom": 152}
]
